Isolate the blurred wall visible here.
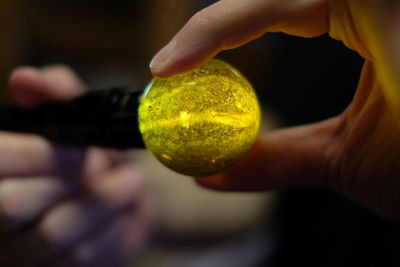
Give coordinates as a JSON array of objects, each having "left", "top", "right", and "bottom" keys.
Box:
[
  {"left": 0, "top": 0, "right": 21, "bottom": 99},
  {"left": 0, "top": 0, "right": 194, "bottom": 96}
]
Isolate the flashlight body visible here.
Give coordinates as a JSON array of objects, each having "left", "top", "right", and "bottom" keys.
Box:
[{"left": 0, "top": 88, "right": 145, "bottom": 149}]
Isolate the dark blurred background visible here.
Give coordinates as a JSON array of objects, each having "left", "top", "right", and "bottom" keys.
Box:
[{"left": 0, "top": 0, "right": 399, "bottom": 266}]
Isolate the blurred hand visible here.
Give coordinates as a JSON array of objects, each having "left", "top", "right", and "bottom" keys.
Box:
[
  {"left": 150, "top": 0, "right": 400, "bottom": 223},
  {"left": 0, "top": 66, "right": 152, "bottom": 267}
]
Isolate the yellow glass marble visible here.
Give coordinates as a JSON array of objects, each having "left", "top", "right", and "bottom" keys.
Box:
[{"left": 138, "top": 59, "right": 261, "bottom": 176}]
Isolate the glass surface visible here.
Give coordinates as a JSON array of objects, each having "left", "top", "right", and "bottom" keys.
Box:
[{"left": 139, "top": 59, "right": 261, "bottom": 176}]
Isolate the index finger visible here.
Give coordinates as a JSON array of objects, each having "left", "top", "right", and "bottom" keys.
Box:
[
  {"left": 150, "top": 0, "right": 329, "bottom": 77},
  {"left": 9, "top": 65, "right": 86, "bottom": 108}
]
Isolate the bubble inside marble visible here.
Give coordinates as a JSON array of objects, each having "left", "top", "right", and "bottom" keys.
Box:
[{"left": 138, "top": 59, "right": 261, "bottom": 176}]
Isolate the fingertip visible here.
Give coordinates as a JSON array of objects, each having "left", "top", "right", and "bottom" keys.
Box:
[
  {"left": 149, "top": 39, "right": 177, "bottom": 76},
  {"left": 195, "top": 173, "right": 232, "bottom": 191},
  {"left": 193, "top": 138, "right": 271, "bottom": 192},
  {"left": 194, "top": 165, "right": 263, "bottom": 192},
  {"left": 149, "top": 43, "right": 217, "bottom": 78},
  {"left": 149, "top": 15, "right": 220, "bottom": 77},
  {"left": 9, "top": 66, "right": 50, "bottom": 107},
  {"left": 9, "top": 66, "right": 41, "bottom": 84}
]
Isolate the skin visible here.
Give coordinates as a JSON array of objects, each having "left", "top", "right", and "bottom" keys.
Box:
[
  {"left": 0, "top": 66, "right": 152, "bottom": 267},
  {"left": 150, "top": 0, "right": 400, "bottom": 223}
]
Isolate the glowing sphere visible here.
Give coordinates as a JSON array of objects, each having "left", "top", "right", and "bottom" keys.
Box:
[{"left": 138, "top": 59, "right": 261, "bottom": 176}]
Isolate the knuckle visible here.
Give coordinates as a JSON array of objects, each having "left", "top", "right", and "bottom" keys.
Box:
[
  {"left": 38, "top": 202, "right": 78, "bottom": 245},
  {"left": 187, "top": 10, "right": 218, "bottom": 35}
]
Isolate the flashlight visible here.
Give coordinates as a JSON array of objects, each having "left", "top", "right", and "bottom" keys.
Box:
[{"left": 0, "top": 87, "right": 145, "bottom": 149}]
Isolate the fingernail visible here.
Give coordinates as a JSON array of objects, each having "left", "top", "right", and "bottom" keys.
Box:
[{"left": 149, "top": 39, "right": 177, "bottom": 71}]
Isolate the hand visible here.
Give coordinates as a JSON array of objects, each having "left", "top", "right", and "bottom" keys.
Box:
[
  {"left": 0, "top": 66, "right": 152, "bottom": 267},
  {"left": 150, "top": 0, "right": 400, "bottom": 223}
]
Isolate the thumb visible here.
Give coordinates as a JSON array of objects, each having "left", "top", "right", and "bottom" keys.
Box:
[
  {"left": 9, "top": 65, "right": 86, "bottom": 108},
  {"left": 150, "top": 0, "right": 328, "bottom": 78},
  {"left": 196, "top": 116, "right": 342, "bottom": 191}
]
